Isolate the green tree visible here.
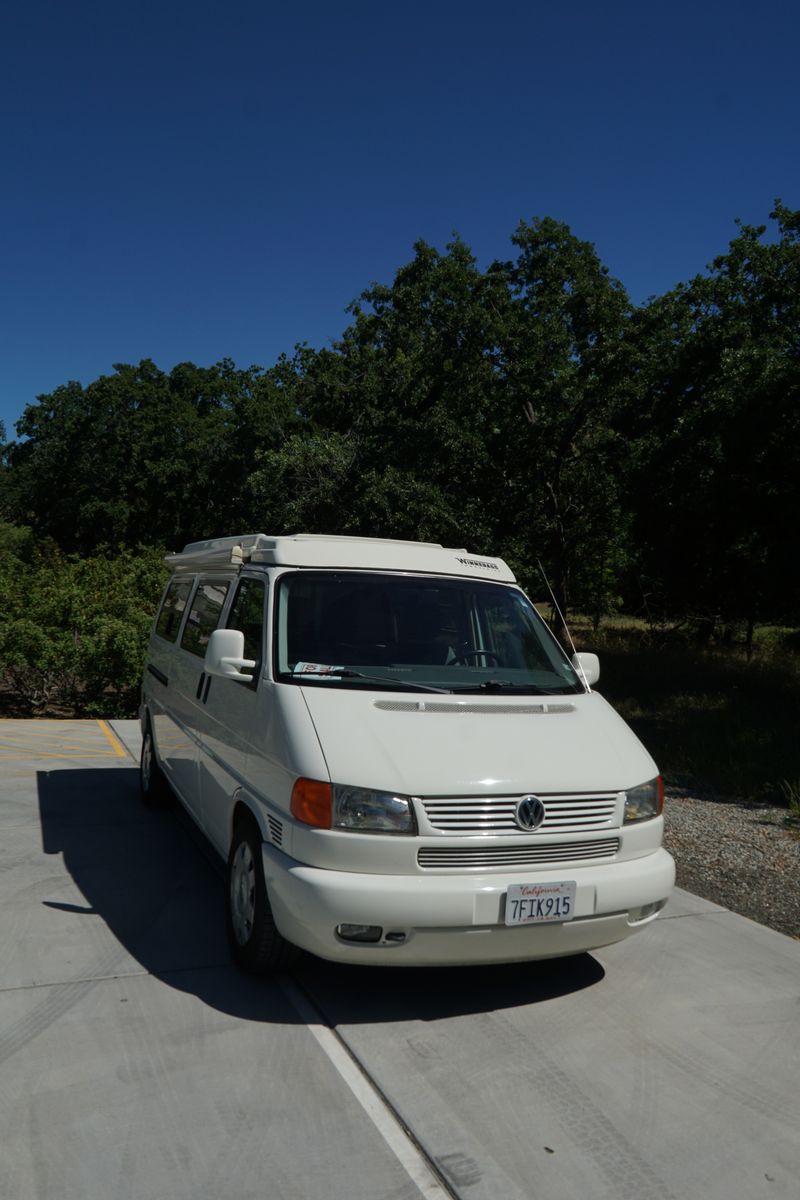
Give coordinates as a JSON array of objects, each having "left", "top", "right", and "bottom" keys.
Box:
[
  {"left": 4, "top": 205, "right": 796, "bottom": 643},
  {"left": 251, "top": 223, "right": 637, "bottom": 634},
  {"left": 626, "top": 202, "right": 800, "bottom": 642},
  {"left": 1, "top": 359, "right": 302, "bottom": 552},
  {"left": 250, "top": 239, "right": 508, "bottom": 548},
  {"left": 489, "top": 218, "right": 634, "bottom": 626}
]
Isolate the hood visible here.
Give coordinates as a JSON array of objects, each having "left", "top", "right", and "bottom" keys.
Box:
[{"left": 299, "top": 687, "right": 657, "bottom": 796}]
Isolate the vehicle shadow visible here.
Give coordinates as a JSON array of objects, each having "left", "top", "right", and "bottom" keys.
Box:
[{"left": 38, "top": 767, "right": 605, "bottom": 1026}]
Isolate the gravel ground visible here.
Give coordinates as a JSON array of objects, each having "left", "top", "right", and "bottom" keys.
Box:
[{"left": 663, "top": 784, "right": 800, "bottom": 939}]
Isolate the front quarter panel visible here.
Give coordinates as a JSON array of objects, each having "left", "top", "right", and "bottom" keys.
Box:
[{"left": 242, "top": 681, "right": 331, "bottom": 837}]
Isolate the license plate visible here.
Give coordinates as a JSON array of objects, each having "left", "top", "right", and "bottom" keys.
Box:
[{"left": 505, "top": 881, "right": 576, "bottom": 926}]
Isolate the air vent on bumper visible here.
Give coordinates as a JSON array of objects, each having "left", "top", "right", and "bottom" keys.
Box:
[{"left": 267, "top": 815, "right": 284, "bottom": 847}]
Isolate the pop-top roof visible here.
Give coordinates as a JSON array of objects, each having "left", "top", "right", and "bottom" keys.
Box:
[{"left": 165, "top": 533, "right": 516, "bottom": 582}]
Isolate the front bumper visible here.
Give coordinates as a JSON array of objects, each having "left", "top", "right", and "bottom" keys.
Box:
[{"left": 263, "top": 844, "right": 676, "bottom": 966}]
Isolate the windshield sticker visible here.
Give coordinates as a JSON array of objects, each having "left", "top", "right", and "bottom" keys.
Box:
[{"left": 293, "top": 662, "right": 344, "bottom": 679}]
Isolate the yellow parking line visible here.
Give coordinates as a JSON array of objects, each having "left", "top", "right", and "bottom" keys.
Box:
[
  {"left": 0, "top": 719, "right": 129, "bottom": 759},
  {"left": 97, "top": 720, "right": 127, "bottom": 758}
]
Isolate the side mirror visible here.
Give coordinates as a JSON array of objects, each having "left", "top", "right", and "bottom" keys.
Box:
[
  {"left": 204, "top": 628, "right": 257, "bottom": 681},
  {"left": 571, "top": 652, "right": 600, "bottom": 687}
]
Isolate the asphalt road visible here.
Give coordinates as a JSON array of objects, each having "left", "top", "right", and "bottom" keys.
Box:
[{"left": 1, "top": 719, "right": 797, "bottom": 1200}]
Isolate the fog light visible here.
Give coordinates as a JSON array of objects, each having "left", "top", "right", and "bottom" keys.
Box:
[
  {"left": 628, "top": 900, "right": 665, "bottom": 923},
  {"left": 336, "top": 923, "right": 383, "bottom": 943}
]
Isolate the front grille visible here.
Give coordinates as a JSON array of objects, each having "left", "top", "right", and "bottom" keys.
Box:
[
  {"left": 420, "top": 792, "right": 619, "bottom": 834},
  {"left": 417, "top": 838, "right": 620, "bottom": 869}
]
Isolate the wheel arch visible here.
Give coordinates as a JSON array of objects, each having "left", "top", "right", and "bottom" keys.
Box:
[{"left": 230, "top": 791, "right": 268, "bottom": 847}]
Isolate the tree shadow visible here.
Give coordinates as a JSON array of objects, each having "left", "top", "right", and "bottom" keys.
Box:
[{"left": 37, "top": 767, "right": 604, "bottom": 1026}]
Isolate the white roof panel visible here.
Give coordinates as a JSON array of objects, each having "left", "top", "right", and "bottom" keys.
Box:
[{"left": 166, "top": 533, "right": 516, "bottom": 582}]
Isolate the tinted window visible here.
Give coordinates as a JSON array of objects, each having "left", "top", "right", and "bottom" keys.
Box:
[
  {"left": 274, "top": 572, "right": 582, "bottom": 694},
  {"left": 226, "top": 578, "right": 266, "bottom": 682},
  {"left": 180, "top": 580, "right": 230, "bottom": 658},
  {"left": 155, "top": 578, "right": 193, "bottom": 642}
]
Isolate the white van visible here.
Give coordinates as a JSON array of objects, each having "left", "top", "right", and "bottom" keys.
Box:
[{"left": 140, "top": 533, "right": 674, "bottom": 972}]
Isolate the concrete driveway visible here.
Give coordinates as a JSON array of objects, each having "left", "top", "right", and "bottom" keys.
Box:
[{"left": 1, "top": 719, "right": 797, "bottom": 1200}]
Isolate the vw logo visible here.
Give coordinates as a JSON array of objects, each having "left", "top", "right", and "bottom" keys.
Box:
[{"left": 515, "top": 794, "right": 546, "bottom": 831}]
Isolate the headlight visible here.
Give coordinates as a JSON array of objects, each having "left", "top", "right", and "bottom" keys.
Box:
[
  {"left": 333, "top": 784, "right": 416, "bottom": 834},
  {"left": 623, "top": 777, "right": 664, "bottom": 823}
]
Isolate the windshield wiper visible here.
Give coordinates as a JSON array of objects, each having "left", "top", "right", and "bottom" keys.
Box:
[{"left": 296, "top": 669, "right": 451, "bottom": 694}]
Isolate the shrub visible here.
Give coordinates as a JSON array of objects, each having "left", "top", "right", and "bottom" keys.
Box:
[{"left": 0, "top": 533, "right": 168, "bottom": 716}]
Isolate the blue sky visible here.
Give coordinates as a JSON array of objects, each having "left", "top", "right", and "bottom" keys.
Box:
[{"left": 1, "top": 0, "right": 797, "bottom": 438}]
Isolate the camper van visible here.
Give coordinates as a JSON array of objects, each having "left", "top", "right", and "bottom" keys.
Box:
[{"left": 140, "top": 533, "right": 674, "bottom": 971}]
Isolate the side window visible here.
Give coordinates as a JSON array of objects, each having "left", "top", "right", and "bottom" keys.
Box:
[
  {"left": 180, "top": 580, "right": 230, "bottom": 658},
  {"left": 226, "top": 578, "right": 266, "bottom": 684},
  {"left": 155, "top": 578, "right": 193, "bottom": 642}
]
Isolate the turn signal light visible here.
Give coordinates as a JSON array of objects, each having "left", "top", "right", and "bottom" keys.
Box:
[{"left": 291, "top": 778, "right": 332, "bottom": 828}]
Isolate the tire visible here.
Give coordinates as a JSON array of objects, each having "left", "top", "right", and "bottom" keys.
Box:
[
  {"left": 226, "top": 815, "right": 300, "bottom": 973},
  {"left": 140, "top": 722, "right": 173, "bottom": 808}
]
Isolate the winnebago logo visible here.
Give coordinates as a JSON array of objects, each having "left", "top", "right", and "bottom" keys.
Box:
[{"left": 456, "top": 556, "right": 499, "bottom": 570}]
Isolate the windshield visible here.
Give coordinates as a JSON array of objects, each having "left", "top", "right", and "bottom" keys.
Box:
[{"left": 274, "top": 572, "right": 583, "bottom": 694}]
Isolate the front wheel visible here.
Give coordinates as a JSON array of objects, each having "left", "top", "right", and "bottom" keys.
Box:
[{"left": 226, "top": 816, "right": 300, "bottom": 973}]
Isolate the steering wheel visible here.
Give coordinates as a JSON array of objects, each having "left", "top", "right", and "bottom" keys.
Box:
[{"left": 451, "top": 650, "right": 502, "bottom": 666}]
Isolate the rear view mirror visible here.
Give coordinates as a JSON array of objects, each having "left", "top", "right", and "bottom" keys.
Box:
[
  {"left": 205, "top": 628, "right": 257, "bottom": 681},
  {"left": 571, "top": 652, "right": 600, "bottom": 687}
]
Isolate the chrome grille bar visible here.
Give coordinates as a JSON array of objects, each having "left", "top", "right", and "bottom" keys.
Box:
[
  {"left": 420, "top": 792, "right": 619, "bottom": 834},
  {"left": 417, "top": 838, "right": 620, "bottom": 869}
]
